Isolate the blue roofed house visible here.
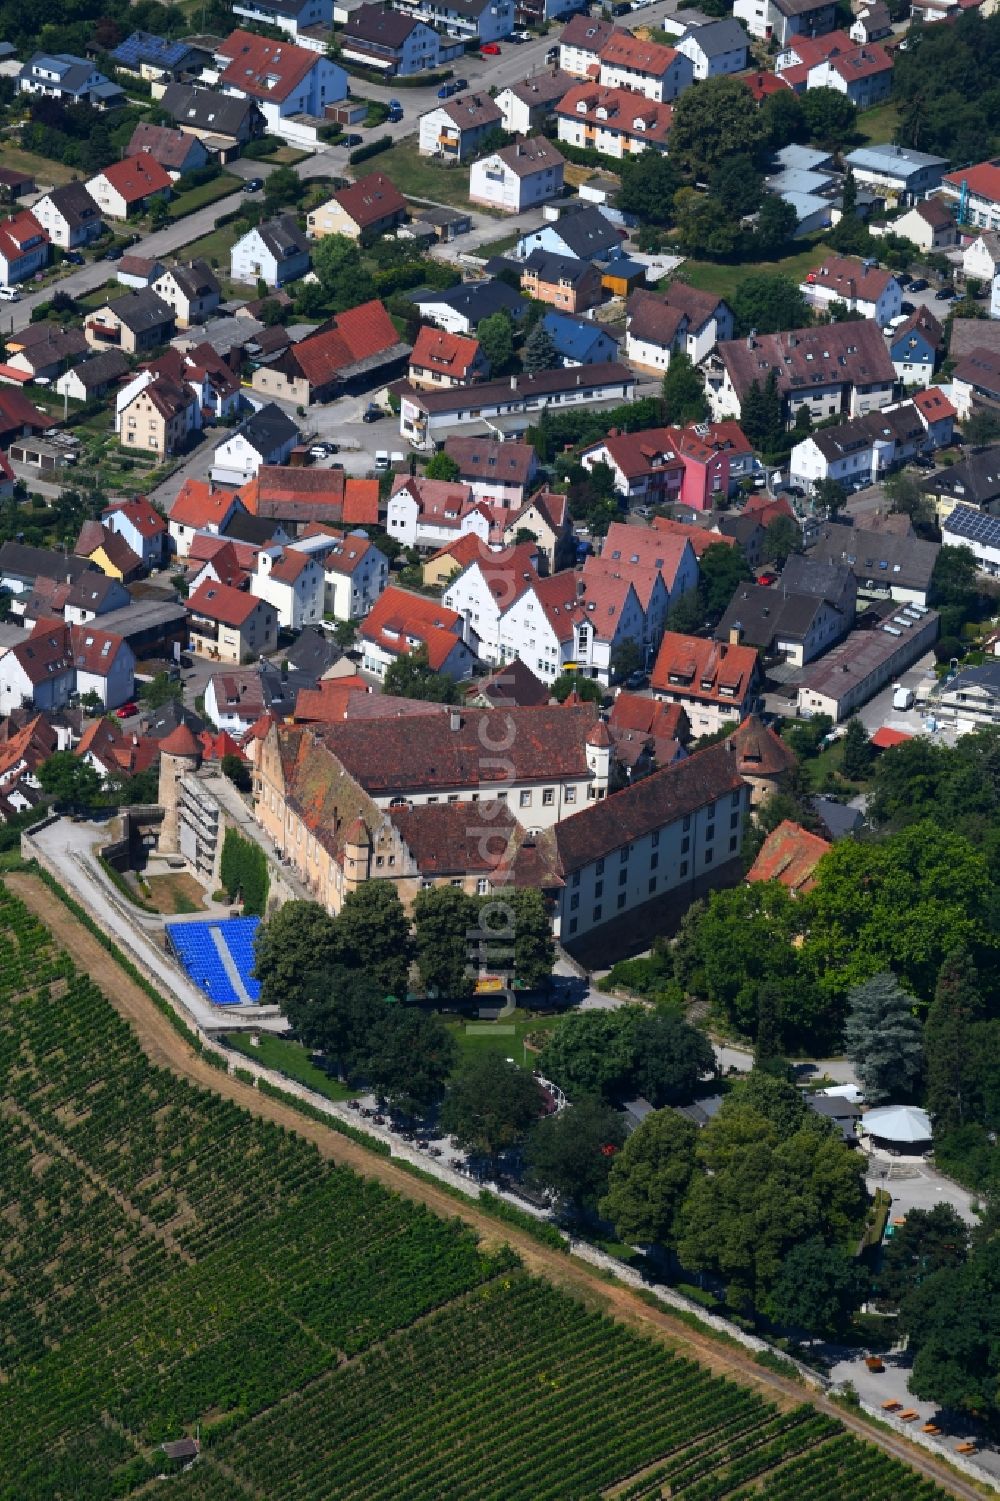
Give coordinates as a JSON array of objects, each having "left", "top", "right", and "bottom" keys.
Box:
[
  {"left": 18, "top": 52, "right": 124, "bottom": 108},
  {"left": 515, "top": 204, "right": 624, "bottom": 263},
  {"left": 110, "top": 32, "right": 206, "bottom": 82},
  {"left": 540, "top": 311, "right": 618, "bottom": 367}
]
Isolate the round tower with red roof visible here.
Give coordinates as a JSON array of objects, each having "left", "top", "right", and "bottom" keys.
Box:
[{"left": 157, "top": 721, "right": 202, "bottom": 855}]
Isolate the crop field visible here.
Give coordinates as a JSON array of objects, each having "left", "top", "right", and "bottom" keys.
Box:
[{"left": 0, "top": 884, "right": 955, "bottom": 1501}]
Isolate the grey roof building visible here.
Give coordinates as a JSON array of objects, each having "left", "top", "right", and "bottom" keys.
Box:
[
  {"left": 926, "top": 445, "right": 1000, "bottom": 513},
  {"left": 160, "top": 82, "right": 266, "bottom": 142},
  {"left": 811, "top": 522, "right": 939, "bottom": 605}
]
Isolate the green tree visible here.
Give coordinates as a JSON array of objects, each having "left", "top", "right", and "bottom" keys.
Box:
[
  {"left": 661, "top": 350, "right": 709, "bottom": 425},
  {"left": 521, "top": 319, "right": 558, "bottom": 374},
  {"left": 600, "top": 1108, "right": 697, "bottom": 1248},
  {"left": 904, "top": 1237, "right": 1000, "bottom": 1419},
  {"left": 762, "top": 513, "right": 800, "bottom": 566},
  {"left": 495, "top": 887, "right": 555, "bottom": 990},
  {"left": 425, "top": 450, "right": 460, "bottom": 481},
  {"left": 698, "top": 541, "right": 752, "bottom": 621},
  {"left": 335, "top": 881, "right": 412, "bottom": 996},
  {"left": 383, "top": 644, "right": 461, "bottom": 704},
  {"left": 767, "top": 1238, "right": 866, "bottom": 1338},
  {"left": 538, "top": 1007, "right": 643, "bottom": 1101},
  {"left": 367, "top": 1006, "right": 457, "bottom": 1117},
  {"left": 801, "top": 87, "right": 857, "bottom": 149},
  {"left": 36, "top": 752, "right": 101, "bottom": 811},
  {"left": 740, "top": 370, "right": 784, "bottom": 453},
  {"left": 676, "top": 1089, "right": 867, "bottom": 1311},
  {"left": 731, "top": 273, "right": 810, "bottom": 337},
  {"left": 710, "top": 154, "right": 764, "bottom": 218},
  {"left": 611, "top": 637, "right": 642, "bottom": 683},
  {"left": 476, "top": 310, "right": 514, "bottom": 373},
  {"left": 263, "top": 165, "right": 304, "bottom": 212},
  {"left": 666, "top": 588, "right": 705, "bottom": 635},
  {"left": 440, "top": 1053, "right": 542, "bottom": 1160},
  {"left": 844, "top": 972, "right": 923, "bottom": 1104},
  {"left": 253, "top": 900, "right": 342, "bottom": 1012},
  {"left": 618, "top": 150, "right": 681, "bottom": 226},
  {"left": 551, "top": 673, "right": 602, "bottom": 703},
  {"left": 220, "top": 752, "right": 251, "bottom": 792},
  {"left": 672, "top": 188, "right": 741, "bottom": 259},
  {"left": 964, "top": 408, "right": 1000, "bottom": 449},
  {"left": 413, "top": 884, "right": 478, "bottom": 999},
  {"left": 761, "top": 87, "right": 806, "bottom": 150},
  {"left": 884, "top": 470, "right": 934, "bottom": 529},
  {"left": 669, "top": 75, "right": 768, "bottom": 179},
  {"left": 813, "top": 476, "right": 847, "bottom": 517},
  {"left": 841, "top": 716, "right": 873, "bottom": 781},
  {"left": 750, "top": 195, "right": 799, "bottom": 258},
  {"left": 925, "top": 948, "right": 984, "bottom": 1130},
  {"left": 526, "top": 1095, "right": 625, "bottom": 1215},
  {"left": 877, "top": 1203, "right": 970, "bottom": 1309},
  {"left": 312, "top": 232, "right": 376, "bottom": 312},
  {"left": 631, "top": 1010, "right": 716, "bottom": 1108},
  {"left": 753, "top": 984, "right": 786, "bottom": 1075},
  {"left": 139, "top": 670, "right": 182, "bottom": 708}
]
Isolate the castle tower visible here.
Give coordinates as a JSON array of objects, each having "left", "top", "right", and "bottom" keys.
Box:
[
  {"left": 341, "top": 815, "right": 371, "bottom": 899},
  {"left": 157, "top": 721, "right": 202, "bottom": 854}
]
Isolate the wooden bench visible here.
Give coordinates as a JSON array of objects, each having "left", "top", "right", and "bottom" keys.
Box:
[
  {"left": 921, "top": 1423, "right": 941, "bottom": 1434},
  {"left": 882, "top": 1400, "right": 903, "bottom": 1412},
  {"left": 899, "top": 1410, "right": 919, "bottom": 1421},
  {"left": 957, "top": 1442, "right": 978, "bottom": 1454}
]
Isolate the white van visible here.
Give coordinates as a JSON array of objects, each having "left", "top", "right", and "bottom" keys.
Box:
[
  {"left": 374, "top": 450, "right": 390, "bottom": 471},
  {"left": 0, "top": 286, "right": 21, "bottom": 303}
]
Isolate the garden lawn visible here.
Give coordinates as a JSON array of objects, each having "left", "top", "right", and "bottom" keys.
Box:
[
  {"left": 176, "top": 219, "right": 245, "bottom": 273},
  {"left": 779, "top": 731, "right": 865, "bottom": 795},
  {"left": 0, "top": 144, "right": 78, "bottom": 188},
  {"left": 377, "top": 138, "right": 503, "bottom": 212},
  {"left": 225, "top": 1030, "right": 360, "bottom": 1102},
  {"left": 854, "top": 101, "right": 902, "bottom": 147},
  {"left": 476, "top": 230, "right": 521, "bottom": 258},
  {"left": 167, "top": 172, "right": 242, "bottom": 220},
  {"left": 678, "top": 241, "right": 828, "bottom": 301},
  {"left": 443, "top": 1007, "right": 561, "bottom": 1069}
]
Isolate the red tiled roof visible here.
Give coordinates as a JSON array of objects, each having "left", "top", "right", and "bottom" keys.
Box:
[
  {"left": 602, "top": 519, "right": 692, "bottom": 590},
  {"left": 361, "top": 586, "right": 466, "bottom": 672},
  {"left": 292, "top": 674, "right": 372, "bottom": 723},
  {"left": 452, "top": 541, "right": 540, "bottom": 607},
  {"left": 743, "top": 71, "right": 793, "bottom": 101},
  {"left": 827, "top": 43, "right": 892, "bottom": 81},
  {"left": 729, "top": 712, "right": 797, "bottom": 776},
  {"left": 160, "top": 722, "right": 201, "bottom": 757},
  {"left": 330, "top": 171, "right": 406, "bottom": 230},
  {"left": 651, "top": 631, "right": 759, "bottom": 707},
  {"left": 411, "top": 326, "right": 484, "bottom": 381},
  {"left": 0, "top": 210, "right": 47, "bottom": 264},
  {"left": 188, "top": 578, "right": 265, "bottom": 628},
  {"left": 599, "top": 31, "right": 679, "bottom": 73},
  {"left": 914, "top": 386, "right": 957, "bottom": 422},
  {"left": 198, "top": 729, "right": 245, "bottom": 761},
  {"left": 216, "top": 29, "right": 320, "bottom": 103},
  {"left": 748, "top": 819, "right": 830, "bottom": 895},
  {"left": 0, "top": 386, "right": 48, "bottom": 435},
  {"left": 610, "top": 692, "right": 688, "bottom": 742},
  {"left": 587, "top": 425, "right": 685, "bottom": 483},
  {"left": 806, "top": 254, "right": 897, "bottom": 302},
  {"left": 171, "top": 479, "right": 239, "bottom": 529},
  {"left": 389, "top": 799, "right": 518, "bottom": 875},
  {"left": 292, "top": 299, "right": 399, "bottom": 388},
  {"left": 105, "top": 495, "right": 166, "bottom": 539},
  {"left": 742, "top": 492, "right": 796, "bottom": 527},
  {"left": 556, "top": 83, "right": 674, "bottom": 146},
  {"left": 650, "top": 516, "right": 731, "bottom": 558},
  {"left": 94, "top": 155, "right": 172, "bottom": 204},
  {"left": 944, "top": 158, "right": 1000, "bottom": 204}
]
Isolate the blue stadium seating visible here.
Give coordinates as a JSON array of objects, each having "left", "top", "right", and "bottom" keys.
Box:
[{"left": 166, "top": 917, "right": 262, "bottom": 1006}]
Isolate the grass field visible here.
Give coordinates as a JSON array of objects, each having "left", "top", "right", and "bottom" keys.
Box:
[
  {"left": 0, "top": 882, "right": 957, "bottom": 1501},
  {"left": 475, "top": 230, "right": 521, "bottom": 259},
  {"left": 378, "top": 137, "right": 503, "bottom": 212},
  {"left": 443, "top": 1006, "right": 561, "bottom": 1066},
  {"left": 855, "top": 101, "right": 902, "bottom": 147},
  {"left": 679, "top": 241, "right": 828, "bottom": 300},
  {"left": 0, "top": 143, "right": 78, "bottom": 188},
  {"left": 176, "top": 220, "right": 245, "bottom": 277},
  {"left": 167, "top": 172, "right": 242, "bottom": 221},
  {"left": 225, "top": 1030, "right": 359, "bottom": 1102}
]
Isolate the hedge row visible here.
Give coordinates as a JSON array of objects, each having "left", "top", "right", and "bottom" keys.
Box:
[
  {"left": 348, "top": 135, "right": 393, "bottom": 166},
  {"left": 220, "top": 827, "right": 269, "bottom": 916}
]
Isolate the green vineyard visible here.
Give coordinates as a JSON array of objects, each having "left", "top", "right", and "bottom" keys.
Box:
[{"left": 0, "top": 885, "right": 953, "bottom": 1500}]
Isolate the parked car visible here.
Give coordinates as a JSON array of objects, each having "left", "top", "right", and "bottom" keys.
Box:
[
  {"left": 63, "top": 250, "right": 84, "bottom": 265},
  {"left": 344, "top": 133, "right": 364, "bottom": 147},
  {"left": 935, "top": 286, "right": 956, "bottom": 301},
  {"left": 757, "top": 572, "right": 778, "bottom": 586},
  {"left": 114, "top": 701, "right": 139, "bottom": 719},
  {"left": 243, "top": 177, "right": 263, "bottom": 194},
  {"left": 895, "top": 273, "right": 912, "bottom": 289},
  {"left": 480, "top": 42, "right": 501, "bottom": 54},
  {"left": 624, "top": 670, "right": 648, "bottom": 691},
  {"left": 511, "top": 28, "right": 533, "bottom": 40},
  {"left": 0, "top": 286, "right": 20, "bottom": 302},
  {"left": 908, "top": 277, "right": 929, "bottom": 291},
  {"left": 437, "top": 81, "right": 457, "bottom": 98},
  {"left": 545, "top": 45, "right": 559, "bottom": 62},
  {"left": 362, "top": 404, "right": 382, "bottom": 423},
  {"left": 103, "top": 246, "right": 123, "bottom": 261},
  {"left": 454, "top": 77, "right": 468, "bottom": 90},
  {"left": 912, "top": 454, "right": 935, "bottom": 469},
  {"left": 899, "top": 300, "right": 915, "bottom": 315}
]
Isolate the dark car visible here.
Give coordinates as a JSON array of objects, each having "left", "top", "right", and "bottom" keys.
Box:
[
  {"left": 362, "top": 405, "right": 382, "bottom": 423},
  {"left": 899, "top": 300, "right": 915, "bottom": 314},
  {"left": 545, "top": 45, "right": 559, "bottom": 62},
  {"left": 912, "top": 454, "right": 935, "bottom": 469},
  {"left": 935, "top": 286, "right": 956, "bottom": 301},
  {"left": 243, "top": 177, "right": 264, "bottom": 193},
  {"left": 895, "top": 273, "right": 912, "bottom": 289},
  {"left": 63, "top": 250, "right": 84, "bottom": 265},
  {"left": 344, "top": 133, "right": 363, "bottom": 147},
  {"left": 104, "top": 246, "right": 123, "bottom": 261},
  {"left": 624, "top": 670, "right": 649, "bottom": 691},
  {"left": 453, "top": 77, "right": 468, "bottom": 90},
  {"left": 908, "top": 277, "right": 929, "bottom": 291}
]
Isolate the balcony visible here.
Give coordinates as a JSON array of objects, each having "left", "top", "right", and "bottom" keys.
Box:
[{"left": 86, "top": 320, "right": 121, "bottom": 344}]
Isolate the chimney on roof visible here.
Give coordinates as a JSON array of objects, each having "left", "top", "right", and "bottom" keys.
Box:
[
  {"left": 449, "top": 708, "right": 462, "bottom": 731},
  {"left": 729, "top": 623, "right": 742, "bottom": 646},
  {"left": 576, "top": 576, "right": 585, "bottom": 599},
  {"left": 510, "top": 374, "right": 517, "bottom": 390}
]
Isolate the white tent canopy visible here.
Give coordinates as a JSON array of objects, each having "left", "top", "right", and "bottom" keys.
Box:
[{"left": 860, "top": 1105, "right": 932, "bottom": 1143}]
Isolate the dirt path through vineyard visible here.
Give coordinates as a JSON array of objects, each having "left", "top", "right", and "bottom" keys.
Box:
[{"left": 7, "top": 870, "right": 980, "bottom": 1501}]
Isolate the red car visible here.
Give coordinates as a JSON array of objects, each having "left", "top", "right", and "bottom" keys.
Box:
[
  {"left": 757, "top": 573, "right": 778, "bottom": 586},
  {"left": 114, "top": 701, "right": 139, "bottom": 719},
  {"left": 480, "top": 42, "right": 501, "bottom": 53}
]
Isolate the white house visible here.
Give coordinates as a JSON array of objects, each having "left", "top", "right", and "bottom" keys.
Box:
[
  {"left": 232, "top": 0, "right": 332, "bottom": 39},
  {"left": 85, "top": 156, "right": 172, "bottom": 221},
  {"left": 392, "top": 0, "right": 513, "bottom": 44},
  {"left": 733, "top": 0, "right": 836, "bottom": 46},
  {"left": 310, "top": 530, "right": 388, "bottom": 620},
  {"left": 250, "top": 544, "right": 325, "bottom": 631},
  {"left": 386, "top": 476, "right": 492, "bottom": 552},
  {"left": 399, "top": 364, "right": 637, "bottom": 450},
  {"left": 30, "top": 181, "right": 103, "bottom": 250},
  {"left": 102, "top": 496, "right": 167, "bottom": 568},
  {"left": 800, "top": 255, "right": 901, "bottom": 325},
  {"left": 941, "top": 159, "right": 1000, "bottom": 233},
  {"left": 843, "top": 143, "right": 948, "bottom": 205},
  {"left": 0, "top": 211, "right": 49, "bottom": 289},
  {"left": 0, "top": 622, "right": 134, "bottom": 712},
  {"left": 556, "top": 83, "right": 675, "bottom": 161},
  {"left": 360, "top": 587, "right": 479, "bottom": 680},
  {"left": 497, "top": 563, "right": 647, "bottom": 686},
  {"left": 17, "top": 51, "right": 125, "bottom": 108},
  {"left": 675, "top": 19, "right": 750, "bottom": 79},
  {"left": 469, "top": 137, "right": 565, "bottom": 215},
  {"left": 214, "top": 30, "right": 347, "bottom": 137},
  {"left": 805, "top": 46, "right": 892, "bottom": 111},
  {"left": 339, "top": 5, "right": 463, "bottom": 75},
  {"left": 558, "top": 14, "right": 615, "bottom": 78},
  {"left": 230, "top": 215, "right": 310, "bottom": 288},
  {"left": 496, "top": 72, "right": 574, "bottom": 136},
  {"left": 598, "top": 32, "right": 693, "bottom": 102},
  {"left": 418, "top": 93, "right": 503, "bottom": 162},
  {"left": 962, "top": 230, "right": 1000, "bottom": 284},
  {"left": 152, "top": 260, "right": 221, "bottom": 328},
  {"left": 442, "top": 542, "right": 541, "bottom": 666},
  {"left": 211, "top": 404, "right": 300, "bottom": 486}
]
